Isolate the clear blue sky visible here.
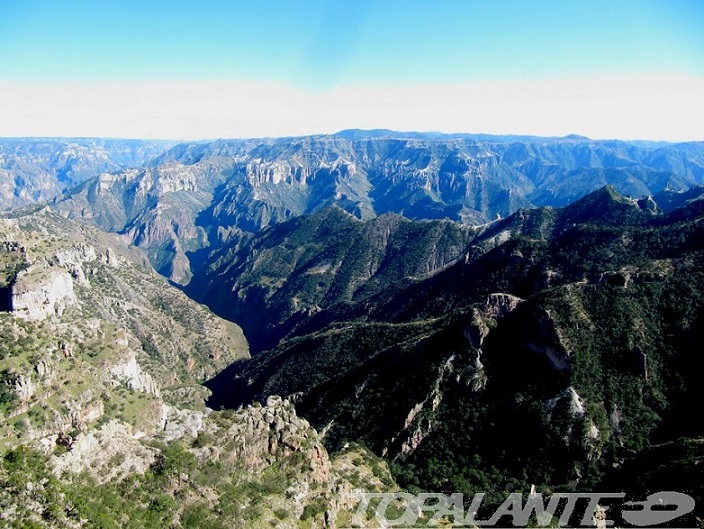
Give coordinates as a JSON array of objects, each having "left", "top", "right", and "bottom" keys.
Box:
[{"left": 1, "top": 0, "right": 703, "bottom": 139}]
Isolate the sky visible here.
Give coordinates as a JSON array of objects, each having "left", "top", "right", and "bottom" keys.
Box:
[{"left": 0, "top": 0, "right": 702, "bottom": 141}]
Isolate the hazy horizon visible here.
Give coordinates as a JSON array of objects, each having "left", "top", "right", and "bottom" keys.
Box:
[{"left": 1, "top": 1, "right": 702, "bottom": 141}]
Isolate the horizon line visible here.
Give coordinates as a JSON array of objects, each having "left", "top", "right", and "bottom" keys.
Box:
[{"left": 0, "top": 130, "right": 697, "bottom": 144}]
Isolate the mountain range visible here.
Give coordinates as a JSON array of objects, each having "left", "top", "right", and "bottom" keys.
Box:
[
  {"left": 1, "top": 131, "right": 703, "bottom": 527},
  {"left": 45, "top": 131, "right": 704, "bottom": 284},
  {"left": 204, "top": 186, "right": 704, "bottom": 520},
  {"left": 0, "top": 138, "right": 176, "bottom": 211}
]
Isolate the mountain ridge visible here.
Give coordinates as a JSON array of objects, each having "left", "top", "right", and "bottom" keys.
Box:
[
  {"left": 2, "top": 137, "right": 704, "bottom": 525},
  {"left": 0, "top": 138, "right": 177, "bottom": 211},
  {"left": 47, "top": 133, "right": 704, "bottom": 284},
  {"left": 201, "top": 186, "right": 704, "bottom": 513}
]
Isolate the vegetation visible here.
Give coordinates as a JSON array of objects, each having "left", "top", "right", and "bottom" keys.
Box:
[
  {"left": 209, "top": 187, "right": 704, "bottom": 513},
  {"left": 2, "top": 185, "right": 704, "bottom": 526}
]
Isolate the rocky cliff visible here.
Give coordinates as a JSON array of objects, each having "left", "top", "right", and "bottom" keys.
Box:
[
  {"left": 9, "top": 268, "right": 76, "bottom": 320},
  {"left": 0, "top": 138, "right": 175, "bottom": 211},
  {"left": 0, "top": 208, "right": 249, "bottom": 443},
  {"left": 0, "top": 209, "right": 399, "bottom": 528},
  {"left": 52, "top": 132, "right": 704, "bottom": 283}
]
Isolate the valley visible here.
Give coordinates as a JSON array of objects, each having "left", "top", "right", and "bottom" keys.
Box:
[{"left": 1, "top": 131, "right": 703, "bottom": 527}]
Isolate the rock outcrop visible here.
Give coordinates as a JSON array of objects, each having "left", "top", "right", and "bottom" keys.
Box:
[
  {"left": 160, "top": 404, "right": 206, "bottom": 442},
  {"left": 483, "top": 292, "right": 524, "bottom": 319},
  {"left": 10, "top": 268, "right": 76, "bottom": 320},
  {"left": 177, "top": 395, "right": 333, "bottom": 490},
  {"left": 50, "top": 421, "right": 158, "bottom": 483},
  {"left": 226, "top": 396, "right": 331, "bottom": 481},
  {"left": 110, "top": 353, "right": 160, "bottom": 396}
]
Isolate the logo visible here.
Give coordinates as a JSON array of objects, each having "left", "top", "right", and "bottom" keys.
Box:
[{"left": 345, "top": 490, "right": 696, "bottom": 528}]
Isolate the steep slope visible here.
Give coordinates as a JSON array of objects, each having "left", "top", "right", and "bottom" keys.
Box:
[
  {"left": 52, "top": 140, "right": 253, "bottom": 283},
  {"left": 0, "top": 138, "right": 175, "bottom": 211},
  {"left": 653, "top": 184, "right": 704, "bottom": 212},
  {"left": 53, "top": 133, "right": 704, "bottom": 284},
  {"left": 190, "top": 205, "right": 478, "bottom": 351},
  {"left": 0, "top": 209, "right": 398, "bottom": 528},
  {"left": 205, "top": 188, "right": 704, "bottom": 508},
  {"left": 0, "top": 208, "right": 249, "bottom": 428}
]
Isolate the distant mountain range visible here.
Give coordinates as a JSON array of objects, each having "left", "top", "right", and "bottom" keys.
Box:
[
  {"left": 0, "top": 138, "right": 177, "bottom": 211},
  {"left": 37, "top": 131, "right": 704, "bottom": 283}
]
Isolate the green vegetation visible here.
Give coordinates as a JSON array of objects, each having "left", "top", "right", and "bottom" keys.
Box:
[
  {"left": 0, "top": 435, "right": 398, "bottom": 528},
  {"left": 2, "top": 184, "right": 704, "bottom": 527},
  {"left": 211, "top": 187, "right": 704, "bottom": 508}
]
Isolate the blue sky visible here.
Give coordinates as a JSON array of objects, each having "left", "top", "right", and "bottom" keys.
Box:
[{"left": 1, "top": 0, "right": 702, "bottom": 140}]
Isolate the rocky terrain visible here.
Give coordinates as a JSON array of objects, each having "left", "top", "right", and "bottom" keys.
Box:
[
  {"left": 52, "top": 132, "right": 704, "bottom": 283},
  {"left": 0, "top": 209, "right": 399, "bottom": 527},
  {"left": 0, "top": 138, "right": 176, "bottom": 211},
  {"left": 204, "top": 187, "right": 704, "bottom": 523},
  {"left": 2, "top": 134, "right": 704, "bottom": 527}
]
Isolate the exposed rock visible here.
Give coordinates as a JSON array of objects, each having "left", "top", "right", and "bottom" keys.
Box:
[
  {"left": 225, "top": 396, "right": 331, "bottom": 481},
  {"left": 34, "top": 360, "right": 49, "bottom": 378},
  {"left": 104, "top": 247, "right": 118, "bottom": 267},
  {"left": 68, "top": 399, "right": 105, "bottom": 432},
  {"left": 396, "top": 355, "right": 455, "bottom": 459},
  {"left": 546, "top": 386, "right": 586, "bottom": 420},
  {"left": 523, "top": 308, "right": 571, "bottom": 371},
  {"left": 609, "top": 404, "right": 623, "bottom": 436},
  {"left": 10, "top": 268, "right": 76, "bottom": 320},
  {"left": 55, "top": 431, "right": 74, "bottom": 450},
  {"left": 584, "top": 419, "right": 602, "bottom": 461},
  {"left": 14, "top": 374, "right": 34, "bottom": 402},
  {"left": 545, "top": 386, "right": 587, "bottom": 445},
  {"left": 110, "top": 353, "right": 160, "bottom": 396},
  {"left": 54, "top": 244, "right": 97, "bottom": 286},
  {"left": 483, "top": 293, "right": 524, "bottom": 319},
  {"left": 160, "top": 404, "right": 205, "bottom": 442},
  {"left": 467, "top": 350, "right": 487, "bottom": 392},
  {"left": 51, "top": 421, "right": 158, "bottom": 483}
]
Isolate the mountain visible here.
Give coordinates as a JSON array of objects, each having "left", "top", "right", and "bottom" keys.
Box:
[
  {"left": 653, "top": 184, "right": 704, "bottom": 212},
  {"left": 0, "top": 207, "right": 248, "bottom": 428},
  {"left": 54, "top": 139, "right": 256, "bottom": 283},
  {"left": 203, "top": 187, "right": 704, "bottom": 519},
  {"left": 52, "top": 132, "right": 704, "bottom": 284},
  {"left": 190, "top": 205, "right": 478, "bottom": 351},
  {"left": 0, "top": 138, "right": 176, "bottom": 211},
  {"left": 4, "top": 135, "right": 704, "bottom": 526},
  {"left": 0, "top": 209, "right": 398, "bottom": 528}
]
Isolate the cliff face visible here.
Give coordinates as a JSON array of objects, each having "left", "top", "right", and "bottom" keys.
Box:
[
  {"left": 109, "top": 352, "right": 160, "bottom": 395},
  {"left": 10, "top": 268, "right": 76, "bottom": 320},
  {"left": 0, "top": 138, "right": 176, "bottom": 210},
  {"left": 52, "top": 133, "right": 704, "bottom": 284},
  {"left": 5, "top": 234, "right": 130, "bottom": 321}
]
